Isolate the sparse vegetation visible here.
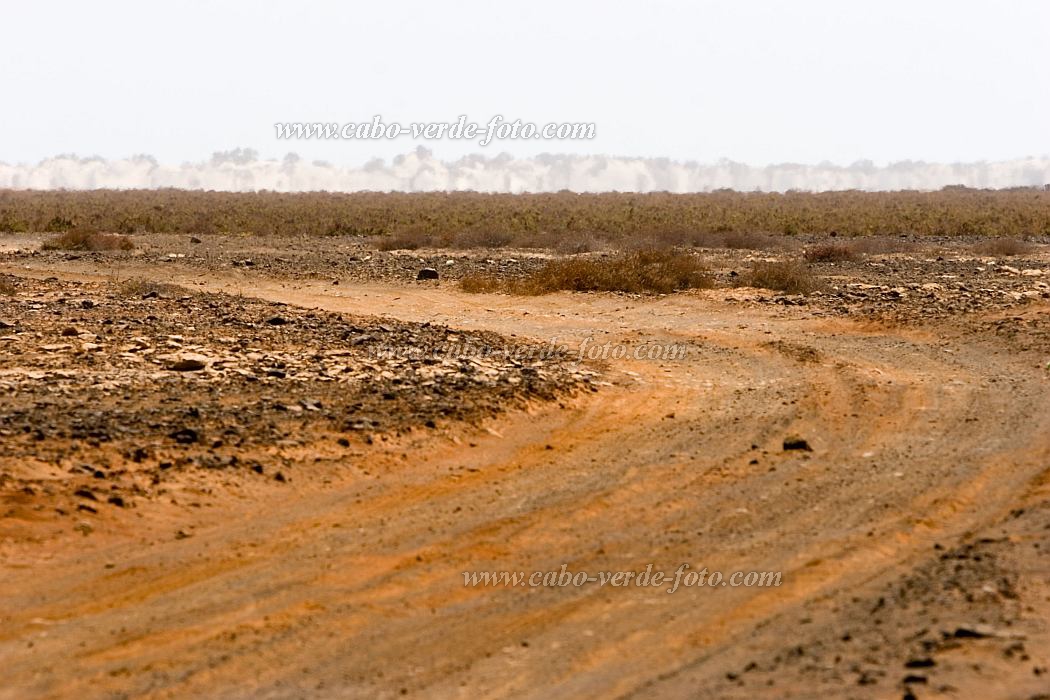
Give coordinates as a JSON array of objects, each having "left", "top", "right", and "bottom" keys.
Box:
[
  {"left": 461, "top": 250, "right": 713, "bottom": 295},
  {"left": 458, "top": 275, "right": 508, "bottom": 294},
  {"left": 804, "top": 243, "right": 858, "bottom": 263},
  {"left": 2, "top": 188, "right": 1049, "bottom": 246},
  {"left": 0, "top": 276, "right": 16, "bottom": 296},
  {"left": 970, "top": 237, "right": 1036, "bottom": 257},
  {"left": 738, "top": 260, "right": 822, "bottom": 295},
  {"left": 40, "top": 230, "right": 134, "bottom": 252},
  {"left": 116, "top": 278, "right": 187, "bottom": 298}
]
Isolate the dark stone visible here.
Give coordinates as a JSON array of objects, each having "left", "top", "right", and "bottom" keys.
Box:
[
  {"left": 952, "top": 626, "right": 992, "bottom": 639},
  {"left": 169, "top": 427, "right": 199, "bottom": 444},
  {"left": 416, "top": 268, "right": 439, "bottom": 280},
  {"left": 169, "top": 358, "right": 206, "bottom": 372},
  {"left": 783, "top": 436, "right": 812, "bottom": 451}
]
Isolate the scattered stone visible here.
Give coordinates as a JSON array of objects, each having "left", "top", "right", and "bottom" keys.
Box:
[
  {"left": 416, "top": 268, "right": 440, "bottom": 280},
  {"left": 168, "top": 358, "right": 207, "bottom": 372},
  {"left": 169, "top": 428, "right": 199, "bottom": 445},
  {"left": 783, "top": 436, "right": 812, "bottom": 451}
]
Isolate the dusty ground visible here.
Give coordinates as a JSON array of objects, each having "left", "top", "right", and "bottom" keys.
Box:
[{"left": 2, "top": 233, "right": 1050, "bottom": 699}]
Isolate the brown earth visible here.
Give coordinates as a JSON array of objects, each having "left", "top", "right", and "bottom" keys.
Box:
[{"left": 1, "top": 234, "right": 1050, "bottom": 699}]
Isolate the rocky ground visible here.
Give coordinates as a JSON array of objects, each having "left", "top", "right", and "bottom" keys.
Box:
[
  {"left": 1, "top": 232, "right": 1049, "bottom": 700},
  {"left": 6, "top": 232, "right": 1049, "bottom": 322},
  {"left": 0, "top": 273, "right": 596, "bottom": 545}
]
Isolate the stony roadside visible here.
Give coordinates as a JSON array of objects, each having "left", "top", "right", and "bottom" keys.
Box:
[
  {"left": 0, "top": 274, "right": 597, "bottom": 525},
  {"left": 5, "top": 234, "right": 1048, "bottom": 323},
  {"left": 748, "top": 253, "right": 1050, "bottom": 321}
]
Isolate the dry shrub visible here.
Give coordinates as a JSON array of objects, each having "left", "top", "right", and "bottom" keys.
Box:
[
  {"left": 0, "top": 276, "right": 17, "bottom": 296},
  {"left": 739, "top": 260, "right": 822, "bottom": 294},
  {"left": 449, "top": 229, "right": 515, "bottom": 249},
  {"left": 6, "top": 189, "right": 1050, "bottom": 244},
  {"left": 458, "top": 275, "right": 507, "bottom": 294},
  {"left": 551, "top": 234, "right": 603, "bottom": 254},
  {"left": 116, "top": 278, "right": 187, "bottom": 298},
  {"left": 41, "top": 230, "right": 134, "bottom": 252},
  {"left": 461, "top": 249, "right": 713, "bottom": 295},
  {"left": 970, "top": 238, "right": 1035, "bottom": 257},
  {"left": 804, "top": 243, "right": 857, "bottom": 263}
]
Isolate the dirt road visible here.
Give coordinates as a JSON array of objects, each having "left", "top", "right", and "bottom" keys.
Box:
[{"left": 3, "top": 260, "right": 1050, "bottom": 698}]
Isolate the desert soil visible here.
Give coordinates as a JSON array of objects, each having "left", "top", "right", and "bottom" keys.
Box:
[{"left": 2, "top": 234, "right": 1050, "bottom": 699}]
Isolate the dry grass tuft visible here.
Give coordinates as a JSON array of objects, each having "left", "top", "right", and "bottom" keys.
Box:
[
  {"left": 970, "top": 238, "right": 1036, "bottom": 257},
  {"left": 738, "top": 260, "right": 822, "bottom": 294},
  {"left": 0, "top": 276, "right": 17, "bottom": 296},
  {"left": 804, "top": 243, "right": 858, "bottom": 263},
  {"left": 458, "top": 275, "right": 508, "bottom": 294},
  {"left": 461, "top": 249, "right": 713, "bottom": 295},
  {"left": 116, "top": 278, "right": 187, "bottom": 298},
  {"left": 41, "top": 230, "right": 134, "bottom": 252}
]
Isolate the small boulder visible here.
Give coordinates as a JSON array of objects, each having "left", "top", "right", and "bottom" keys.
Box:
[
  {"left": 168, "top": 358, "right": 207, "bottom": 372},
  {"left": 169, "top": 427, "right": 199, "bottom": 445},
  {"left": 783, "top": 436, "right": 812, "bottom": 451}
]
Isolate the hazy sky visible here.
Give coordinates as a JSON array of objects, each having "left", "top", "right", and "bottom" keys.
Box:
[{"left": 4, "top": 0, "right": 1048, "bottom": 166}]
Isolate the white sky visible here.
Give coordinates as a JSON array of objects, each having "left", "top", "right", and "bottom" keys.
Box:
[{"left": 3, "top": 0, "right": 1048, "bottom": 167}]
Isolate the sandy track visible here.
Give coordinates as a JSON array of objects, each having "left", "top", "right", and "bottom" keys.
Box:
[{"left": 2, "top": 261, "right": 1050, "bottom": 698}]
